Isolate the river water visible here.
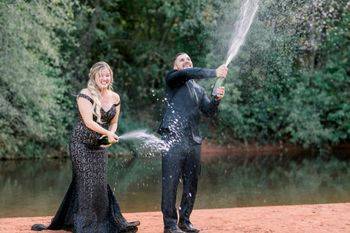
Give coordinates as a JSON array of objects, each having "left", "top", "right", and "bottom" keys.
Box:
[{"left": 0, "top": 154, "right": 349, "bottom": 217}]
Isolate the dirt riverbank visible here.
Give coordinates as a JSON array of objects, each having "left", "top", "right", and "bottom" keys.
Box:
[{"left": 1, "top": 203, "right": 349, "bottom": 233}]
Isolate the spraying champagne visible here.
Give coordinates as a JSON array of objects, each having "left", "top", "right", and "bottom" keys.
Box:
[
  {"left": 225, "top": 0, "right": 260, "bottom": 66},
  {"left": 99, "top": 130, "right": 169, "bottom": 152},
  {"left": 212, "top": 0, "right": 260, "bottom": 96}
]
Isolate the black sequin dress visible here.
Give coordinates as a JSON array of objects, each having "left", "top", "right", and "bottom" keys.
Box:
[{"left": 32, "top": 93, "right": 138, "bottom": 233}]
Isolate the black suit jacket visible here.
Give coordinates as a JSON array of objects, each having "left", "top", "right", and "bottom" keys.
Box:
[{"left": 158, "top": 68, "right": 220, "bottom": 144}]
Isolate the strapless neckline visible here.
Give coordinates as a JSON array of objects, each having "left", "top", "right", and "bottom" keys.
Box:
[{"left": 101, "top": 104, "right": 117, "bottom": 113}]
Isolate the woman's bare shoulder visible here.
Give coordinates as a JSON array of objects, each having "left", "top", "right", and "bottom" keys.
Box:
[
  {"left": 80, "top": 88, "right": 92, "bottom": 97},
  {"left": 110, "top": 91, "right": 120, "bottom": 103}
]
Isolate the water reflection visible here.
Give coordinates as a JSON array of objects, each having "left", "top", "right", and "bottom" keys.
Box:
[{"left": 0, "top": 154, "right": 349, "bottom": 217}]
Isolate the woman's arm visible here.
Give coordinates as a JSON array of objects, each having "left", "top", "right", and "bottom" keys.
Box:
[{"left": 109, "top": 93, "right": 121, "bottom": 133}]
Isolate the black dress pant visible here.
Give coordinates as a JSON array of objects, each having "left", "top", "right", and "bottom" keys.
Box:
[{"left": 161, "top": 133, "right": 201, "bottom": 228}]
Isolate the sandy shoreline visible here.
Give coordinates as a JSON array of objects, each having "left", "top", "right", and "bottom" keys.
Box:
[{"left": 1, "top": 203, "right": 349, "bottom": 233}]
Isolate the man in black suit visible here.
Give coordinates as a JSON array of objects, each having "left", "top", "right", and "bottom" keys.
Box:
[{"left": 158, "top": 53, "right": 227, "bottom": 233}]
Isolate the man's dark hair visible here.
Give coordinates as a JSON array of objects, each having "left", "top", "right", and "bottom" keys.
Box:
[{"left": 173, "top": 52, "right": 187, "bottom": 65}]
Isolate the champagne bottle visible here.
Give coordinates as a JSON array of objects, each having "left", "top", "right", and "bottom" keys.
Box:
[
  {"left": 98, "top": 135, "right": 111, "bottom": 146},
  {"left": 211, "top": 77, "right": 225, "bottom": 96}
]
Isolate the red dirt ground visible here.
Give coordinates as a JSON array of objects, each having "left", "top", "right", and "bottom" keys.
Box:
[{"left": 1, "top": 203, "right": 349, "bottom": 233}]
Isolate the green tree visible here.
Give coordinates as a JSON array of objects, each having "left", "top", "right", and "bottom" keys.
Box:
[
  {"left": 207, "top": 0, "right": 350, "bottom": 148},
  {"left": 0, "top": 0, "right": 77, "bottom": 158}
]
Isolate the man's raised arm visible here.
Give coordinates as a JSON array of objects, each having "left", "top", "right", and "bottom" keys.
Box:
[{"left": 165, "top": 68, "right": 216, "bottom": 88}]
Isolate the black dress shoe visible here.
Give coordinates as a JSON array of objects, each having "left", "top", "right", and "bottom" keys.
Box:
[
  {"left": 164, "top": 225, "right": 185, "bottom": 233},
  {"left": 126, "top": 221, "right": 141, "bottom": 227},
  {"left": 178, "top": 222, "right": 199, "bottom": 233},
  {"left": 119, "top": 221, "right": 140, "bottom": 233},
  {"left": 31, "top": 224, "right": 47, "bottom": 231}
]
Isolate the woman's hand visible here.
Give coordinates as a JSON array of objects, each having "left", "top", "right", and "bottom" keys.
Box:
[{"left": 107, "top": 131, "right": 119, "bottom": 144}]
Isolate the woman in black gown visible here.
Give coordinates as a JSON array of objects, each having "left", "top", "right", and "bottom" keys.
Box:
[{"left": 32, "top": 61, "right": 140, "bottom": 232}]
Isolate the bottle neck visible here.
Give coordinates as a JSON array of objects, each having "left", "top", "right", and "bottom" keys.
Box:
[{"left": 211, "top": 77, "right": 225, "bottom": 96}]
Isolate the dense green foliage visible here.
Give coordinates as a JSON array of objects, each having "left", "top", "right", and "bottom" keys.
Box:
[
  {"left": 208, "top": 0, "right": 350, "bottom": 147},
  {"left": 0, "top": 0, "right": 349, "bottom": 158},
  {"left": 0, "top": 1, "right": 76, "bottom": 158}
]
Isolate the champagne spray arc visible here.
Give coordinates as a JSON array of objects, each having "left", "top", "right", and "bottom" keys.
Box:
[{"left": 212, "top": 0, "right": 260, "bottom": 96}]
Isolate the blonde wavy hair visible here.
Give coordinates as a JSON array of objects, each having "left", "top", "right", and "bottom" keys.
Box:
[{"left": 87, "top": 61, "right": 114, "bottom": 123}]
